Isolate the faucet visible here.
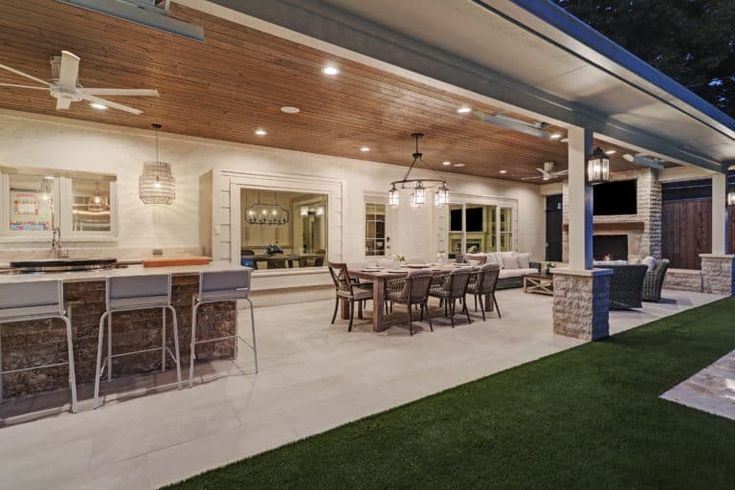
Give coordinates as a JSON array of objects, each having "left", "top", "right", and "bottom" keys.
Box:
[{"left": 50, "top": 227, "right": 64, "bottom": 258}]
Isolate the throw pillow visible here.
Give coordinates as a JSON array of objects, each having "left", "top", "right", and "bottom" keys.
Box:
[
  {"left": 517, "top": 252, "right": 530, "bottom": 269},
  {"left": 502, "top": 254, "right": 520, "bottom": 270},
  {"left": 642, "top": 256, "right": 657, "bottom": 272}
]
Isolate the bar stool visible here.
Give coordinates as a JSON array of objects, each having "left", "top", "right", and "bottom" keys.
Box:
[
  {"left": 0, "top": 280, "right": 77, "bottom": 413},
  {"left": 94, "top": 274, "right": 182, "bottom": 409},
  {"left": 189, "top": 269, "right": 257, "bottom": 388}
]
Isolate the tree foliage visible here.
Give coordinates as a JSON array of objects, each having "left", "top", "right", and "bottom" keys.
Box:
[{"left": 554, "top": 0, "right": 735, "bottom": 117}]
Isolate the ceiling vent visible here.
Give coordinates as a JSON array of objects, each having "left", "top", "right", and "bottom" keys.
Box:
[{"left": 56, "top": 0, "right": 204, "bottom": 41}]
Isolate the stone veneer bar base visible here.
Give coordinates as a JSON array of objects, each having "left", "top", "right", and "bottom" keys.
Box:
[
  {"left": 700, "top": 254, "right": 735, "bottom": 295},
  {"left": 552, "top": 268, "right": 612, "bottom": 341},
  {"left": 0, "top": 274, "right": 236, "bottom": 399}
]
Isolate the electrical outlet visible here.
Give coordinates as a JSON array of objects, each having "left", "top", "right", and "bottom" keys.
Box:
[{"left": 152, "top": 249, "right": 163, "bottom": 256}]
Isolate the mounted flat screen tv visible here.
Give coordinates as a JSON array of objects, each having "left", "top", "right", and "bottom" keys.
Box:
[
  {"left": 450, "top": 207, "right": 484, "bottom": 232},
  {"left": 593, "top": 179, "right": 637, "bottom": 215}
]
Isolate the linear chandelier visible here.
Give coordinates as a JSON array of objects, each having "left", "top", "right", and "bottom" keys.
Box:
[
  {"left": 387, "top": 133, "right": 449, "bottom": 209},
  {"left": 245, "top": 191, "right": 290, "bottom": 226}
]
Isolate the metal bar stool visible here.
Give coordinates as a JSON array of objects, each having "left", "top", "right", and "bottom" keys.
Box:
[
  {"left": 189, "top": 269, "right": 257, "bottom": 388},
  {"left": 0, "top": 280, "right": 77, "bottom": 413},
  {"left": 94, "top": 274, "right": 182, "bottom": 409}
]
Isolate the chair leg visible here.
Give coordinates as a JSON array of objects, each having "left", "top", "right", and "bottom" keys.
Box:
[
  {"left": 478, "top": 295, "right": 486, "bottom": 322},
  {"left": 166, "top": 305, "right": 182, "bottom": 390},
  {"left": 331, "top": 296, "right": 339, "bottom": 324},
  {"left": 450, "top": 300, "right": 455, "bottom": 328},
  {"left": 474, "top": 294, "right": 478, "bottom": 312},
  {"left": 189, "top": 302, "right": 199, "bottom": 388},
  {"left": 408, "top": 302, "right": 414, "bottom": 336},
  {"left": 93, "top": 311, "right": 108, "bottom": 409},
  {"left": 420, "top": 303, "right": 424, "bottom": 322},
  {"left": 494, "top": 294, "right": 502, "bottom": 319},
  {"left": 425, "top": 301, "right": 433, "bottom": 332},
  {"left": 161, "top": 307, "right": 167, "bottom": 372},
  {"left": 348, "top": 300, "right": 355, "bottom": 332},
  {"left": 358, "top": 300, "right": 363, "bottom": 320},
  {"left": 246, "top": 297, "right": 258, "bottom": 373},
  {"left": 62, "top": 316, "right": 78, "bottom": 414},
  {"left": 107, "top": 313, "right": 112, "bottom": 383},
  {"left": 463, "top": 299, "right": 472, "bottom": 325}
]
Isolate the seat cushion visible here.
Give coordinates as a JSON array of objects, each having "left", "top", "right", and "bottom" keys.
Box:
[
  {"left": 337, "top": 289, "right": 373, "bottom": 301},
  {"left": 501, "top": 253, "right": 519, "bottom": 270},
  {"left": 498, "top": 268, "right": 538, "bottom": 279}
]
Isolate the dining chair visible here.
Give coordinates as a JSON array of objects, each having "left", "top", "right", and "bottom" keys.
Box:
[
  {"left": 384, "top": 269, "right": 434, "bottom": 336},
  {"left": 466, "top": 264, "right": 501, "bottom": 321},
  {"left": 327, "top": 262, "right": 373, "bottom": 332},
  {"left": 429, "top": 268, "right": 473, "bottom": 327}
]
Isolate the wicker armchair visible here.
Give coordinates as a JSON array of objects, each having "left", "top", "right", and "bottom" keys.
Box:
[
  {"left": 594, "top": 264, "right": 648, "bottom": 310},
  {"left": 385, "top": 270, "right": 434, "bottom": 336},
  {"left": 466, "top": 264, "right": 501, "bottom": 321},
  {"left": 327, "top": 262, "right": 373, "bottom": 332},
  {"left": 642, "top": 259, "right": 670, "bottom": 302},
  {"left": 429, "top": 268, "right": 473, "bottom": 327}
]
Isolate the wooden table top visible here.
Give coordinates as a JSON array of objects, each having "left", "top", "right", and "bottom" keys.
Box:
[{"left": 348, "top": 264, "right": 477, "bottom": 280}]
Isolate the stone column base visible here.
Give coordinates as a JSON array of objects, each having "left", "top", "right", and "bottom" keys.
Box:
[
  {"left": 700, "top": 254, "right": 735, "bottom": 295},
  {"left": 552, "top": 268, "right": 612, "bottom": 341}
]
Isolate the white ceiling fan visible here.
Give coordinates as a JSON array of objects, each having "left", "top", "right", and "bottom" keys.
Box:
[
  {"left": 522, "top": 161, "right": 568, "bottom": 181},
  {"left": 0, "top": 50, "right": 158, "bottom": 115}
]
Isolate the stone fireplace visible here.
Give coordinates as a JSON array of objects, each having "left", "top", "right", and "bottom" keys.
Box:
[
  {"left": 594, "top": 235, "right": 628, "bottom": 261},
  {"left": 562, "top": 168, "right": 662, "bottom": 262}
]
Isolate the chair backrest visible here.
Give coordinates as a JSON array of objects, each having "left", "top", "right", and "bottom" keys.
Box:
[
  {"left": 107, "top": 274, "right": 171, "bottom": 309},
  {"left": 465, "top": 254, "right": 488, "bottom": 266},
  {"left": 314, "top": 255, "right": 325, "bottom": 267},
  {"left": 268, "top": 258, "right": 287, "bottom": 269},
  {"left": 242, "top": 249, "right": 255, "bottom": 256},
  {"left": 0, "top": 280, "right": 64, "bottom": 319},
  {"left": 443, "top": 268, "right": 473, "bottom": 297},
  {"left": 327, "top": 261, "right": 353, "bottom": 294},
  {"left": 200, "top": 269, "right": 252, "bottom": 298},
  {"left": 478, "top": 264, "right": 501, "bottom": 295},
  {"left": 400, "top": 270, "right": 433, "bottom": 303}
]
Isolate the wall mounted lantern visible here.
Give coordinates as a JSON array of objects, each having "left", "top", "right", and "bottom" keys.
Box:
[{"left": 587, "top": 146, "right": 611, "bottom": 184}]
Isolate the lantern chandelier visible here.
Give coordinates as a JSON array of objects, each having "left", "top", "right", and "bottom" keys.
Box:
[
  {"left": 245, "top": 191, "right": 290, "bottom": 226},
  {"left": 139, "top": 123, "right": 176, "bottom": 205},
  {"left": 387, "top": 133, "right": 449, "bottom": 209}
]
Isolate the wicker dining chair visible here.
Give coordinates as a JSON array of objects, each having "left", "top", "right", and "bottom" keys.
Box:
[
  {"left": 328, "top": 261, "right": 373, "bottom": 332},
  {"left": 385, "top": 269, "right": 434, "bottom": 336},
  {"left": 429, "top": 268, "right": 473, "bottom": 327},
  {"left": 466, "top": 264, "right": 501, "bottom": 321},
  {"left": 642, "top": 259, "right": 670, "bottom": 302}
]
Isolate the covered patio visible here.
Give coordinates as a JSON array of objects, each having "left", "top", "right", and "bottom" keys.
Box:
[{"left": 0, "top": 287, "right": 721, "bottom": 488}]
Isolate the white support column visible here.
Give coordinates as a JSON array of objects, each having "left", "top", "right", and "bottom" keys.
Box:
[
  {"left": 711, "top": 172, "right": 729, "bottom": 255},
  {"left": 566, "top": 126, "right": 594, "bottom": 270}
]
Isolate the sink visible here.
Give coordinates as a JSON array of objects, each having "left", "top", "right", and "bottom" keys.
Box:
[{"left": 6, "top": 258, "right": 119, "bottom": 274}]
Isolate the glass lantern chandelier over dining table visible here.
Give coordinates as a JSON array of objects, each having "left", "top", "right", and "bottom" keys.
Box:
[{"left": 387, "top": 133, "right": 449, "bottom": 209}]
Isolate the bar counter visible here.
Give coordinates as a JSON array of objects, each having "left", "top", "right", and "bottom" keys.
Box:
[{"left": 0, "top": 262, "right": 244, "bottom": 399}]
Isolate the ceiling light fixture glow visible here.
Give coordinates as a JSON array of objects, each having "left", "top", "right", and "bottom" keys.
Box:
[
  {"left": 453, "top": 163, "right": 466, "bottom": 168},
  {"left": 457, "top": 106, "right": 472, "bottom": 114},
  {"left": 321, "top": 65, "right": 340, "bottom": 76},
  {"left": 442, "top": 161, "right": 451, "bottom": 166},
  {"left": 360, "top": 146, "right": 370, "bottom": 152},
  {"left": 89, "top": 102, "right": 108, "bottom": 111},
  {"left": 280, "top": 106, "right": 300, "bottom": 114},
  {"left": 254, "top": 128, "right": 267, "bottom": 136},
  {"left": 550, "top": 133, "right": 562, "bottom": 140},
  {"left": 605, "top": 149, "right": 617, "bottom": 155},
  {"left": 499, "top": 170, "right": 508, "bottom": 174}
]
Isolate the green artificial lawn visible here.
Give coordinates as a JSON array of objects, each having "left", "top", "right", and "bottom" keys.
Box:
[{"left": 168, "top": 298, "right": 735, "bottom": 489}]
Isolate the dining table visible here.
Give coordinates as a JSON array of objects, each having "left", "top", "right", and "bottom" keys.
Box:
[{"left": 346, "top": 263, "right": 488, "bottom": 332}]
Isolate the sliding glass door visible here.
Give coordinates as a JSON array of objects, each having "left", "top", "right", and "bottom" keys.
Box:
[{"left": 447, "top": 203, "right": 514, "bottom": 257}]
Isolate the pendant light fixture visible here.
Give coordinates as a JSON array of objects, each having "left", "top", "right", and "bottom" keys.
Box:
[
  {"left": 245, "top": 191, "right": 290, "bottom": 226},
  {"left": 139, "top": 123, "right": 176, "bottom": 205},
  {"left": 587, "top": 146, "right": 611, "bottom": 184},
  {"left": 387, "top": 133, "right": 449, "bottom": 209},
  {"left": 87, "top": 180, "right": 109, "bottom": 212}
]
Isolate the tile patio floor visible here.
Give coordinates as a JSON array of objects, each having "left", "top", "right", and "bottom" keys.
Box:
[{"left": 0, "top": 288, "right": 722, "bottom": 489}]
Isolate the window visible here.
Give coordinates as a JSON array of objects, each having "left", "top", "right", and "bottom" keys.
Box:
[
  {"left": 365, "top": 203, "right": 386, "bottom": 256},
  {"left": 240, "top": 188, "right": 327, "bottom": 268},
  {"left": 447, "top": 203, "right": 514, "bottom": 256},
  {"left": 1, "top": 168, "right": 117, "bottom": 241}
]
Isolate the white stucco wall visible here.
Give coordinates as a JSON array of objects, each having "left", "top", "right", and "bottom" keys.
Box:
[{"left": 0, "top": 111, "right": 546, "bottom": 261}]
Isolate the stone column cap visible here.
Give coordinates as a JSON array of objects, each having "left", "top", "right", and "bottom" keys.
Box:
[
  {"left": 551, "top": 267, "right": 613, "bottom": 277},
  {"left": 699, "top": 254, "right": 735, "bottom": 259}
]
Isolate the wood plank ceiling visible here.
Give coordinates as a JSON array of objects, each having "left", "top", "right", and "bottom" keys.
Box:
[{"left": 0, "top": 0, "right": 647, "bottom": 182}]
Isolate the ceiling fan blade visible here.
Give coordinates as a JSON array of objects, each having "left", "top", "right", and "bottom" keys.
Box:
[
  {"left": 521, "top": 175, "right": 542, "bottom": 181},
  {"left": 78, "top": 88, "right": 159, "bottom": 97},
  {"left": 56, "top": 97, "right": 72, "bottom": 110},
  {"left": 0, "top": 63, "right": 51, "bottom": 86},
  {"left": 82, "top": 94, "right": 142, "bottom": 115},
  {"left": 0, "top": 83, "right": 47, "bottom": 90},
  {"left": 58, "top": 50, "right": 80, "bottom": 88}
]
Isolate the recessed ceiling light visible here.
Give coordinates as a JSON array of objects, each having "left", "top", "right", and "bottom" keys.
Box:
[
  {"left": 442, "top": 161, "right": 452, "bottom": 166},
  {"left": 89, "top": 102, "right": 108, "bottom": 111},
  {"left": 453, "top": 163, "right": 466, "bottom": 168},
  {"left": 254, "top": 128, "right": 267, "bottom": 136},
  {"left": 321, "top": 65, "right": 340, "bottom": 76},
  {"left": 560, "top": 138, "right": 569, "bottom": 143},
  {"left": 550, "top": 133, "right": 562, "bottom": 140},
  {"left": 605, "top": 149, "right": 617, "bottom": 155},
  {"left": 360, "top": 146, "right": 370, "bottom": 152},
  {"left": 281, "top": 106, "right": 300, "bottom": 114},
  {"left": 499, "top": 170, "right": 508, "bottom": 174},
  {"left": 457, "top": 106, "right": 472, "bottom": 114}
]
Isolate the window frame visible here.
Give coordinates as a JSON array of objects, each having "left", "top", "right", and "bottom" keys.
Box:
[{"left": 364, "top": 201, "right": 387, "bottom": 257}]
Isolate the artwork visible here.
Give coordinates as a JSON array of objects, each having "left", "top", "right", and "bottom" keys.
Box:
[{"left": 10, "top": 191, "right": 52, "bottom": 231}]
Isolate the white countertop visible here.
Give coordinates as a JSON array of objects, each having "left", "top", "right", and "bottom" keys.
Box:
[{"left": 0, "top": 262, "right": 248, "bottom": 284}]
